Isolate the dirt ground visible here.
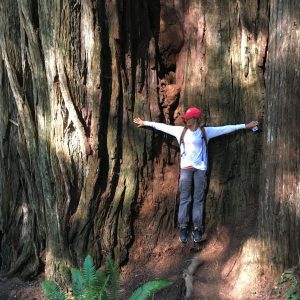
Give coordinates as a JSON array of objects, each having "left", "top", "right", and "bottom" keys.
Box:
[
  {"left": 0, "top": 228, "right": 299, "bottom": 300},
  {"left": 0, "top": 276, "right": 44, "bottom": 300},
  {"left": 121, "top": 227, "right": 281, "bottom": 300}
]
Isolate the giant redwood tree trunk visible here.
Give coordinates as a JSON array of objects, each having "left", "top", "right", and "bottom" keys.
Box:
[
  {"left": 0, "top": 0, "right": 299, "bottom": 288},
  {"left": 258, "top": 0, "right": 300, "bottom": 273}
]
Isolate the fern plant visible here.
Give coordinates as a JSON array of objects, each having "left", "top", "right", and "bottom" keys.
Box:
[
  {"left": 129, "top": 280, "right": 173, "bottom": 300},
  {"left": 278, "top": 268, "right": 300, "bottom": 300},
  {"left": 41, "top": 280, "right": 67, "bottom": 300},
  {"left": 105, "top": 256, "right": 120, "bottom": 300},
  {"left": 42, "top": 255, "right": 173, "bottom": 300}
]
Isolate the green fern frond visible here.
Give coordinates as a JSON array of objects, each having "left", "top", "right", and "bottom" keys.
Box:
[
  {"left": 95, "top": 270, "right": 109, "bottom": 299},
  {"left": 82, "top": 255, "right": 96, "bottom": 286},
  {"left": 41, "top": 280, "right": 66, "bottom": 300},
  {"left": 129, "top": 280, "right": 173, "bottom": 300},
  {"left": 42, "top": 256, "right": 173, "bottom": 300},
  {"left": 97, "top": 272, "right": 110, "bottom": 300},
  {"left": 71, "top": 268, "right": 84, "bottom": 300},
  {"left": 82, "top": 255, "right": 99, "bottom": 300},
  {"left": 105, "top": 256, "right": 120, "bottom": 300}
]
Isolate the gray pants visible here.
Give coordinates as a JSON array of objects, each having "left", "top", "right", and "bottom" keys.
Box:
[{"left": 178, "top": 168, "right": 207, "bottom": 229}]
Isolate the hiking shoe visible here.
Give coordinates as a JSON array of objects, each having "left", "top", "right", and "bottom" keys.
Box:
[
  {"left": 179, "top": 227, "right": 188, "bottom": 244},
  {"left": 192, "top": 228, "right": 202, "bottom": 243}
]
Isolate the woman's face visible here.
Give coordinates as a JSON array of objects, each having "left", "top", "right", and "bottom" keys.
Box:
[{"left": 185, "top": 117, "right": 198, "bottom": 129}]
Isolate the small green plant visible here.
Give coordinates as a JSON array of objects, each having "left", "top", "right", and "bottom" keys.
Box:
[
  {"left": 42, "top": 255, "right": 173, "bottom": 300},
  {"left": 41, "top": 280, "right": 66, "bottom": 300},
  {"left": 278, "top": 268, "right": 300, "bottom": 300},
  {"left": 129, "top": 280, "right": 174, "bottom": 300}
]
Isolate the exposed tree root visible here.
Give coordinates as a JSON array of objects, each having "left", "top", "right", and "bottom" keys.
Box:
[{"left": 182, "top": 257, "right": 204, "bottom": 299}]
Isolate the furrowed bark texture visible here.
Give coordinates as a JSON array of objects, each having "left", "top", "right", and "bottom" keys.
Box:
[
  {"left": 0, "top": 0, "right": 299, "bottom": 283},
  {"left": 258, "top": 0, "right": 300, "bottom": 273}
]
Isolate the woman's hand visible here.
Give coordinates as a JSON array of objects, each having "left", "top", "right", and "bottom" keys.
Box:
[
  {"left": 245, "top": 121, "right": 259, "bottom": 129},
  {"left": 133, "top": 117, "right": 145, "bottom": 127}
]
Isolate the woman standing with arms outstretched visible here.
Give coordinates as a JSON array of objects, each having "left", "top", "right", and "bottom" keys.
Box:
[{"left": 134, "top": 107, "right": 258, "bottom": 244}]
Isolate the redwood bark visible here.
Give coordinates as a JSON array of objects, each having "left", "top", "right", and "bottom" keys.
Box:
[{"left": 258, "top": 0, "right": 300, "bottom": 273}]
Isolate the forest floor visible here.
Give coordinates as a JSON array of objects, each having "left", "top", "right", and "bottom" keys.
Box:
[
  {"left": 0, "top": 227, "right": 299, "bottom": 300},
  {"left": 121, "top": 225, "right": 298, "bottom": 300}
]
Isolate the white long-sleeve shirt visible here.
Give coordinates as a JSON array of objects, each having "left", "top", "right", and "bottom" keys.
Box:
[{"left": 144, "top": 121, "right": 246, "bottom": 170}]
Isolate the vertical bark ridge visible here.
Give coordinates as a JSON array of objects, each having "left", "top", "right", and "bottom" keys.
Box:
[{"left": 259, "top": 0, "right": 300, "bottom": 273}]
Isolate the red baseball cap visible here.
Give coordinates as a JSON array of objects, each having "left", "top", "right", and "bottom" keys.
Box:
[{"left": 182, "top": 107, "right": 202, "bottom": 120}]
